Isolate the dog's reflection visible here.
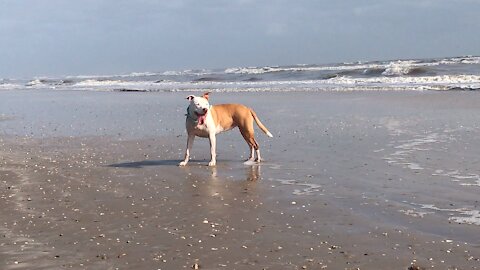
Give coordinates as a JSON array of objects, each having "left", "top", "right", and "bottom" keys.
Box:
[
  {"left": 209, "top": 164, "right": 261, "bottom": 182},
  {"left": 245, "top": 165, "right": 260, "bottom": 181}
]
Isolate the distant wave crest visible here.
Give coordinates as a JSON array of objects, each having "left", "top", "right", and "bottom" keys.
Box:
[
  {"left": 2, "top": 55, "right": 479, "bottom": 92},
  {"left": 382, "top": 60, "right": 428, "bottom": 76}
]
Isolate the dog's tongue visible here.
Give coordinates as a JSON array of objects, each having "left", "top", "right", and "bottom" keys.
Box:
[{"left": 198, "top": 114, "right": 206, "bottom": 125}]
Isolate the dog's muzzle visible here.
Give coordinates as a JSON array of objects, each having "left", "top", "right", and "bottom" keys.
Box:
[{"left": 196, "top": 109, "right": 208, "bottom": 125}]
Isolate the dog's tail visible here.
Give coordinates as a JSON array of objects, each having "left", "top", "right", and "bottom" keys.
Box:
[{"left": 250, "top": 109, "right": 273, "bottom": 138}]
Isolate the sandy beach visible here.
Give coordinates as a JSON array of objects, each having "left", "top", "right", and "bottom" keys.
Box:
[{"left": 1, "top": 90, "right": 480, "bottom": 269}]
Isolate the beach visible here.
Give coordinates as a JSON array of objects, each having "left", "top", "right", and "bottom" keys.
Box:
[{"left": 1, "top": 90, "right": 480, "bottom": 269}]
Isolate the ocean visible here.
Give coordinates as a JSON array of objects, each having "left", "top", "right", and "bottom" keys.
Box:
[{"left": 1, "top": 55, "right": 480, "bottom": 92}]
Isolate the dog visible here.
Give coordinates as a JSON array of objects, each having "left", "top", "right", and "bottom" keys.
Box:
[{"left": 179, "top": 92, "right": 273, "bottom": 166}]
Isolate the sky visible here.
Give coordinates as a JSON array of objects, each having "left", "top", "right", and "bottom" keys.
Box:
[{"left": 1, "top": 0, "right": 479, "bottom": 78}]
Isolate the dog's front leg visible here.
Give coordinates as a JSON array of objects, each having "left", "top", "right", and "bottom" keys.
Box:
[
  {"left": 179, "top": 134, "right": 195, "bottom": 166},
  {"left": 208, "top": 132, "right": 216, "bottom": 166}
]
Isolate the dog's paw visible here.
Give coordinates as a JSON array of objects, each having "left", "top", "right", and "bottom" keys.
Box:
[
  {"left": 243, "top": 160, "right": 256, "bottom": 166},
  {"left": 178, "top": 161, "right": 187, "bottom": 166},
  {"left": 208, "top": 160, "right": 216, "bottom": 166}
]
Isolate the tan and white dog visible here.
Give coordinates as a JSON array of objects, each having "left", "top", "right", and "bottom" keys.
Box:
[{"left": 179, "top": 92, "right": 273, "bottom": 166}]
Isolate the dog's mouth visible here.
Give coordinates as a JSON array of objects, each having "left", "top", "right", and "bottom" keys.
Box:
[{"left": 195, "top": 110, "right": 207, "bottom": 125}]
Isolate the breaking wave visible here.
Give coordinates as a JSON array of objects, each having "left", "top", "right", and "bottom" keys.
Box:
[{"left": 2, "top": 55, "right": 479, "bottom": 92}]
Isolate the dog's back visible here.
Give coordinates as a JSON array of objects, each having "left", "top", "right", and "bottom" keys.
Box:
[{"left": 211, "top": 104, "right": 251, "bottom": 126}]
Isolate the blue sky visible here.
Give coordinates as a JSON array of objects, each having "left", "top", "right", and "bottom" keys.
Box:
[{"left": 1, "top": 0, "right": 479, "bottom": 78}]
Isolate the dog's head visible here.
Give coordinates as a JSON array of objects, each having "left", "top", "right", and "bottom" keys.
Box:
[{"left": 186, "top": 92, "right": 210, "bottom": 124}]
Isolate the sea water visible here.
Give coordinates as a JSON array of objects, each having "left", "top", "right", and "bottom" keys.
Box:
[{"left": 1, "top": 55, "right": 479, "bottom": 92}]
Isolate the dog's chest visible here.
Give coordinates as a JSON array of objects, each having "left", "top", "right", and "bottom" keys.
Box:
[
  {"left": 187, "top": 114, "right": 214, "bottom": 137},
  {"left": 194, "top": 123, "right": 209, "bottom": 135}
]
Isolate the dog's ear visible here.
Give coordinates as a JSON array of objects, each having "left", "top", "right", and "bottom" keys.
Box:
[
  {"left": 202, "top": 92, "right": 210, "bottom": 100},
  {"left": 186, "top": 95, "right": 195, "bottom": 101}
]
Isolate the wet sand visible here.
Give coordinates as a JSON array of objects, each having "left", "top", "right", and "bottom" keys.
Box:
[{"left": 1, "top": 90, "right": 480, "bottom": 269}]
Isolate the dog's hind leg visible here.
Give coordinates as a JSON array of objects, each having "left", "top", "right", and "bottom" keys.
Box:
[
  {"left": 239, "top": 124, "right": 261, "bottom": 162},
  {"left": 255, "top": 147, "right": 262, "bottom": 162},
  {"left": 247, "top": 145, "right": 255, "bottom": 161}
]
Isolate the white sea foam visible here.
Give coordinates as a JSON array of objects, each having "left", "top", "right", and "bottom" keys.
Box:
[
  {"left": 439, "top": 56, "right": 480, "bottom": 65},
  {"left": 223, "top": 57, "right": 457, "bottom": 75},
  {"left": 67, "top": 74, "right": 120, "bottom": 79},
  {"left": 187, "top": 74, "right": 480, "bottom": 91},
  {"left": 71, "top": 79, "right": 167, "bottom": 91},
  {"left": 14, "top": 74, "right": 480, "bottom": 92},
  {"left": 162, "top": 70, "right": 185, "bottom": 76},
  {"left": 449, "top": 210, "right": 480, "bottom": 225},
  {"left": 67, "top": 71, "right": 160, "bottom": 79},
  {"left": 127, "top": 72, "right": 158, "bottom": 77},
  {"left": 224, "top": 63, "right": 388, "bottom": 74},
  {"left": 74, "top": 79, "right": 132, "bottom": 86},
  {"left": 4, "top": 55, "right": 479, "bottom": 92},
  {"left": 405, "top": 163, "right": 424, "bottom": 170},
  {"left": 383, "top": 132, "right": 447, "bottom": 171},
  {"left": 270, "top": 178, "right": 323, "bottom": 196},
  {"left": 382, "top": 60, "right": 418, "bottom": 76},
  {"left": 432, "top": 170, "right": 480, "bottom": 187},
  {"left": 26, "top": 79, "right": 46, "bottom": 87},
  {"left": 325, "top": 74, "right": 480, "bottom": 89},
  {"left": 416, "top": 203, "right": 480, "bottom": 226},
  {"left": 0, "top": 83, "right": 23, "bottom": 90},
  {"left": 162, "top": 69, "right": 213, "bottom": 76},
  {"left": 399, "top": 209, "right": 432, "bottom": 218}
]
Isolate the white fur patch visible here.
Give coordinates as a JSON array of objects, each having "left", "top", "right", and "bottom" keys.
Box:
[
  {"left": 215, "top": 124, "right": 225, "bottom": 134},
  {"left": 191, "top": 96, "right": 210, "bottom": 113}
]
